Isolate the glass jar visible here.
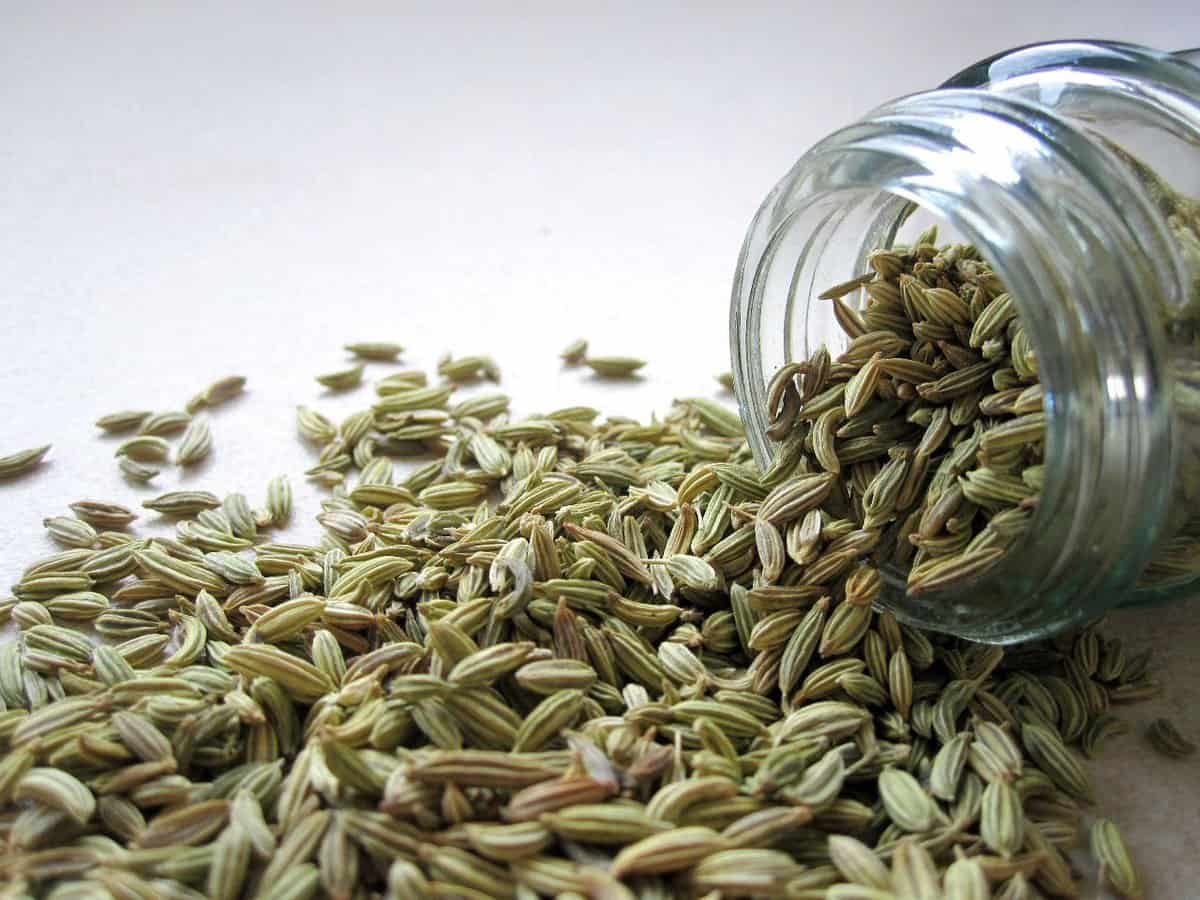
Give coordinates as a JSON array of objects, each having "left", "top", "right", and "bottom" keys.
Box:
[{"left": 730, "top": 41, "right": 1200, "bottom": 643}]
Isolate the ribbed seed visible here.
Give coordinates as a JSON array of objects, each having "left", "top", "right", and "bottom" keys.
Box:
[
  {"left": 43, "top": 516, "right": 99, "bottom": 549},
  {"left": 512, "top": 690, "right": 584, "bottom": 752},
  {"left": 119, "top": 457, "right": 161, "bottom": 482},
  {"left": 115, "top": 436, "right": 171, "bottom": 463},
  {"left": 316, "top": 364, "right": 365, "bottom": 391},
  {"left": 70, "top": 500, "right": 137, "bottom": 529},
  {"left": 692, "top": 847, "right": 803, "bottom": 896},
  {"left": 1091, "top": 819, "right": 1143, "bottom": 900},
  {"left": 925, "top": 734, "right": 971, "bottom": 806},
  {"left": 828, "top": 834, "right": 891, "bottom": 889},
  {"left": 890, "top": 837, "right": 941, "bottom": 900},
  {"left": 206, "top": 823, "right": 253, "bottom": 900},
  {"left": 981, "top": 780, "right": 1025, "bottom": 857},
  {"left": 265, "top": 475, "right": 293, "bottom": 525},
  {"left": 540, "top": 803, "right": 670, "bottom": 845},
  {"left": 610, "top": 826, "right": 729, "bottom": 877},
  {"left": 143, "top": 491, "right": 221, "bottom": 516},
  {"left": 943, "top": 856, "right": 990, "bottom": 900},
  {"left": 460, "top": 820, "right": 552, "bottom": 862},
  {"left": 878, "top": 767, "right": 938, "bottom": 833},
  {"left": 1146, "top": 717, "right": 1196, "bottom": 758},
  {"left": 111, "top": 712, "right": 174, "bottom": 763},
  {"left": 96, "top": 410, "right": 152, "bottom": 432},
  {"left": 176, "top": 418, "right": 213, "bottom": 466},
  {"left": 222, "top": 646, "right": 333, "bottom": 703},
  {"left": 1020, "top": 723, "right": 1093, "bottom": 802},
  {"left": 344, "top": 340, "right": 403, "bottom": 360},
  {"left": 820, "top": 601, "right": 872, "bottom": 657},
  {"left": 187, "top": 375, "right": 246, "bottom": 412},
  {"left": 15, "top": 768, "right": 95, "bottom": 823}
]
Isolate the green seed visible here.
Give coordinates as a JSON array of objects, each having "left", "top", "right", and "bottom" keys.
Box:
[
  {"left": 584, "top": 356, "right": 646, "bottom": 378},
  {"left": 143, "top": 491, "right": 221, "bottom": 516},
  {"left": 95, "top": 410, "right": 152, "bottom": 432},
  {"left": 70, "top": 499, "right": 137, "bottom": 529},
  {"left": 119, "top": 457, "right": 160, "bottom": 482},
  {"left": 610, "top": 826, "right": 729, "bottom": 877},
  {"left": 115, "top": 435, "right": 171, "bottom": 463},
  {"left": 296, "top": 406, "right": 337, "bottom": 443},
  {"left": 1091, "top": 819, "right": 1143, "bottom": 900},
  {"left": 43, "top": 516, "right": 98, "bottom": 549},
  {"left": 345, "top": 341, "right": 404, "bottom": 360},
  {"left": 878, "top": 767, "right": 938, "bottom": 833},
  {"left": 15, "top": 768, "right": 96, "bottom": 823},
  {"left": 187, "top": 375, "right": 246, "bottom": 412},
  {"left": 1145, "top": 717, "right": 1196, "bottom": 758},
  {"left": 138, "top": 410, "right": 192, "bottom": 436},
  {"left": 0, "top": 444, "right": 52, "bottom": 478},
  {"left": 175, "top": 418, "right": 213, "bottom": 466},
  {"left": 438, "top": 353, "right": 501, "bottom": 382},
  {"left": 316, "top": 364, "right": 365, "bottom": 391}
]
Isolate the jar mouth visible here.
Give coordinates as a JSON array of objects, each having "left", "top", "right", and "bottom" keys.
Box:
[{"left": 731, "top": 81, "right": 1181, "bottom": 641}]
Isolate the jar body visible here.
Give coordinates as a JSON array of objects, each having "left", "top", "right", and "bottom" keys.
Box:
[{"left": 730, "top": 41, "right": 1200, "bottom": 642}]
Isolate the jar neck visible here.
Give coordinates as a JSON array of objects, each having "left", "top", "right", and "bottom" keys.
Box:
[{"left": 731, "top": 46, "right": 1199, "bottom": 641}]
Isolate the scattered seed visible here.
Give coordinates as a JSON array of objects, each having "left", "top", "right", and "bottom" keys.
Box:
[
  {"left": 119, "top": 457, "right": 160, "bottom": 482},
  {"left": 560, "top": 338, "right": 588, "bottom": 365},
  {"left": 0, "top": 444, "right": 52, "bottom": 478},
  {"left": 1091, "top": 819, "right": 1143, "bottom": 900},
  {"left": 345, "top": 341, "right": 404, "bottom": 361},
  {"left": 176, "top": 418, "right": 213, "bottom": 466},
  {"left": 0, "top": 258, "right": 1180, "bottom": 898},
  {"left": 143, "top": 491, "right": 222, "bottom": 516},
  {"left": 187, "top": 375, "right": 246, "bottom": 413},
  {"left": 316, "top": 364, "right": 365, "bottom": 391},
  {"left": 69, "top": 500, "right": 137, "bottom": 529},
  {"left": 96, "top": 410, "right": 152, "bottom": 432},
  {"left": 138, "top": 411, "right": 192, "bottom": 436},
  {"left": 115, "top": 435, "right": 171, "bottom": 463},
  {"left": 584, "top": 356, "right": 646, "bottom": 378},
  {"left": 1146, "top": 717, "right": 1196, "bottom": 758}
]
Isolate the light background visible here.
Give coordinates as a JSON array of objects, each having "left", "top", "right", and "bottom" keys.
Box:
[{"left": 2, "top": 3, "right": 1198, "bottom": 896}]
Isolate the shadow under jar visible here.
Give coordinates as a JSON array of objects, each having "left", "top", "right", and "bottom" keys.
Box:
[{"left": 731, "top": 41, "right": 1200, "bottom": 643}]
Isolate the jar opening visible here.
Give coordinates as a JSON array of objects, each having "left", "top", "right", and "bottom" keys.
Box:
[{"left": 731, "top": 86, "right": 1178, "bottom": 641}]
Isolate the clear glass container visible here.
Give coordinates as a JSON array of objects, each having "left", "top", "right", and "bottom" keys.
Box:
[{"left": 730, "top": 41, "right": 1200, "bottom": 642}]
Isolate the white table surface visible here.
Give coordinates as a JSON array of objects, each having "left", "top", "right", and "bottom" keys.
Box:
[{"left": 2, "top": 3, "right": 1198, "bottom": 897}]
